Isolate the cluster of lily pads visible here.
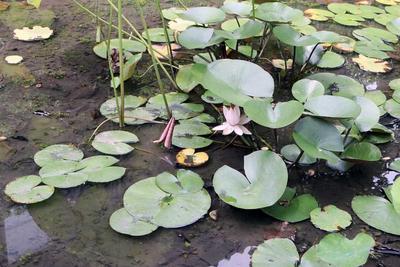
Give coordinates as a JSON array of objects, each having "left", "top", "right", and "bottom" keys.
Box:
[{"left": 5, "top": 144, "right": 127, "bottom": 204}]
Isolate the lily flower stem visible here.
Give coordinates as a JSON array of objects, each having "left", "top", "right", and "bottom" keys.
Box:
[
  {"left": 288, "top": 150, "right": 304, "bottom": 170},
  {"left": 276, "top": 40, "right": 287, "bottom": 72},
  {"left": 117, "top": 0, "right": 125, "bottom": 127},
  {"left": 274, "top": 128, "right": 279, "bottom": 151},
  {"left": 251, "top": 0, "right": 255, "bottom": 18},
  {"left": 177, "top": 0, "right": 188, "bottom": 9},
  {"left": 300, "top": 43, "right": 320, "bottom": 73},
  {"left": 239, "top": 135, "right": 252, "bottom": 148},
  {"left": 207, "top": 47, "right": 214, "bottom": 62},
  {"left": 290, "top": 46, "right": 296, "bottom": 82},
  {"left": 137, "top": 1, "right": 172, "bottom": 118},
  {"left": 105, "top": 5, "right": 121, "bottom": 121},
  {"left": 234, "top": 16, "right": 241, "bottom": 27},
  {"left": 155, "top": 0, "right": 176, "bottom": 79}
]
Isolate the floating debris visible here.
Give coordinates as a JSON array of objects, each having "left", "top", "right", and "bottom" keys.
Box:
[
  {"left": 5, "top": 55, "right": 23, "bottom": 65},
  {"left": 13, "top": 26, "right": 53, "bottom": 41}
]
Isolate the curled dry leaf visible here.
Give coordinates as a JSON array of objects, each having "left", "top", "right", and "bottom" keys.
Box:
[
  {"left": 352, "top": 55, "right": 392, "bottom": 73},
  {"left": 151, "top": 43, "right": 181, "bottom": 59},
  {"left": 5, "top": 55, "right": 23, "bottom": 65},
  {"left": 13, "top": 26, "right": 53, "bottom": 41},
  {"left": 176, "top": 148, "right": 209, "bottom": 167},
  {"left": 271, "top": 59, "right": 293, "bottom": 70},
  {"left": 209, "top": 209, "right": 218, "bottom": 221}
]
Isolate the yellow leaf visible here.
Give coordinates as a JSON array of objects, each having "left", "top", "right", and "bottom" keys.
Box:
[
  {"left": 176, "top": 148, "right": 209, "bottom": 167},
  {"left": 352, "top": 55, "right": 392, "bottom": 73}
]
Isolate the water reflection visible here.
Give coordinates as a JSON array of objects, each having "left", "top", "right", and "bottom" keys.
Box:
[
  {"left": 4, "top": 207, "right": 49, "bottom": 264},
  {"left": 214, "top": 246, "right": 254, "bottom": 267}
]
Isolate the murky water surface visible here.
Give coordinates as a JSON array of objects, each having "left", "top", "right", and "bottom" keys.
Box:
[{"left": 1, "top": 0, "right": 400, "bottom": 266}]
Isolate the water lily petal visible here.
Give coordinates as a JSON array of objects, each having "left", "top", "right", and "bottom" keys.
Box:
[
  {"left": 213, "top": 123, "right": 228, "bottom": 131},
  {"left": 222, "top": 124, "right": 235, "bottom": 135},
  {"left": 233, "top": 126, "right": 244, "bottom": 136},
  {"left": 239, "top": 125, "right": 252, "bottom": 135},
  {"left": 230, "top": 106, "right": 241, "bottom": 125},
  {"left": 239, "top": 115, "right": 251, "bottom": 125}
]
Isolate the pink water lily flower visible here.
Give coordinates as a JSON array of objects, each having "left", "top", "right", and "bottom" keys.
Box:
[{"left": 213, "top": 106, "right": 251, "bottom": 136}]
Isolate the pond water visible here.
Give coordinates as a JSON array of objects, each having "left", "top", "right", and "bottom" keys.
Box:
[{"left": 1, "top": 0, "right": 400, "bottom": 266}]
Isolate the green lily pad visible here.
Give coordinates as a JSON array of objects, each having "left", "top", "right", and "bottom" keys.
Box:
[
  {"left": 305, "top": 95, "right": 361, "bottom": 119},
  {"left": 389, "top": 159, "right": 400, "bottom": 172},
  {"left": 304, "top": 8, "right": 335, "bottom": 21},
  {"left": 353, "top": 27, "right": 398, "bottom": 45},
  {"left": 252, "top": 238, "right": 299, "bottom": 267},
  {"left": 273, "top": 25, "right": 318, "bottom": 47},
  {"left": 123, "top": 176, "right": 211, "bottom": 228},
  {"left": 327, "top": 3, "right": 361, "bottom": 14},
  {"left": 201, "top": 90, "right": 224, "bottom": 104},
  {"left": 142, "top": 28, "right": 174, "bottom": 43},
  {"left": 342, "top": 142, "right": 381, "bottom": 161},
  {"left": 386, "top": 5, "right": 400, "bottom": 16},
  {"left": 229, "top": 20, "right": 264, "bottom": 40},
  {"left": 374, "top": 13, "right": 397, "bottom": 26},
  {"left": 99, "top": 95, "right": 147, "bottom": 122},
  {"left": 186, "top": 113, "right": 216, "bottom": 124},
  {"left": 162, "top": 7, "right": 185, "bottom": 20},
  {"left": 172, "top": 121, "right": 212, "bottom": 149},
  {"left": 333, "top": 14, "right": 364, "bottom": 27},
  {"left": 280, "top": 144, "right": 317, "bottom": 165},
  {"left": 255, "top": 2, "right": 303, "bottom": 23},
  {"left": 358, "top": 5, "right": 385, "bottom": 19},
  {"left": 293, "top": 117, "right": 343, "bottom": 162},
  {"left": 221, "top": 18, "right": 251, "bottom": 32},
  {"left": 34, "top": 144, "right": 84, "bottom": 167},
  {"left": 172, "top": 136, "right": 213, "bottom": 149},
  {"left": 4, "top": 175, "right": 54, "bottom": 204},
  {"left": 109, "top": 208, "right": 158, "bottom": 236},
  {"left": 222, "top": 1, "right": 252, "bottom": 17},
  {"left": 262, "top": 189, "right": 318, "bottom": 223},
  {"left": 354, "top": 41, "right": 389, "bottom": 60},
  {"left": 81, "top": 166, "right": 126, "bottom": 183},
  {"left": 195, "top": 59, "right": 274, "bottom": 106},
  {"left": 213, "top": 150, "right": 288, "bottom": 209},
  {"left": 39, "top": 160, "right": 81, "bottom": 177},
  {"left": 385, "top": 99, "right": 400, "bottom": 118},
  {"left": 42, "top": 172, "right": 88, "bottom": 189},
  {"left": 391, "top": 178, "right": 400, "bottom": 213},
  {"left": 78, "top": 155, "right": 119, "bottom": 170},
  {"left": 148, "top": 92, "right": 188, "bottom": 106},
  {"left": 354, "top": 96, "right": 380, "bottom": 132},
  {"left": 176, "top": 64, "right": 200, "bottom": 93},
  {"left": 291, "top": 79, "right": 325, "bottom": 103},
  {"left": 178, "top": 27, "right": 227, "bottom": 49},
  {"left": 92, "top": 130, "right": 139, "bottom": 155},
  {"left": 93, "top": 39, "right": 146, "bottom": 59},
  {"left": 179, "top": 7, "right": 225, "bottom": 24},
  {"left": 244, "top": 99, "right": 304, "bottom": 129},
  {"left": 155, "top": 169, "right": 204, "bottom": 194},
  {"left": 389, "top": 78, "right": 400, "bottom": 90},
  {"left": 387, "top": 18, "right": 400, "bottom": 36},
  {"left": 317, "top": 51, "right": 345, "bottom": 69},
  {"left": 315, "top": 233, "right": 375, "bottom": 267},
  {"left": 310, "top": 205, "right": 352, "bottom": 232},
  {"left": 307, "top": 73, "right": 365, "bottom": 99},
  {"left": 299, "top": 246, "right": 333, "bottom": 267},
  {"left": 353, "top": 195, "right": 400, "bottom": 235},
  {"left": 364, "top": 90, "right": 386, "bottom": 106}
]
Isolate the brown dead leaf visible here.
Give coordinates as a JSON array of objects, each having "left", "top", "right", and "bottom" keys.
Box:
[
  {"left": 151, "top": 43, "right": 181, "bottom": 60},
  {"left": 271, "top": 59, "right": 293, "bottom": 70},
  {"left": 0, "top": 1, "right": 9, "bottom": 11},
  {"left": 352, "top": 55, "right": 392, "bottom": 73}
]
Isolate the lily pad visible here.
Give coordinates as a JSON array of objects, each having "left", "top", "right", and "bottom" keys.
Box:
[
  {"left": 34, "top": 144, "right": 84, "bottom": 167},
  {"left": 179, "top": 7, "right": 225, "bottom": 24},
  {"left": 172, "top": 121, "right": 212, "bottom": 149},
  {"left": 109, "top": 208, "right": 158, "bottom": 236},
  {"left": 273, "top": 25, "right": 318, "bottom": 47},
  {"left": 80, "top": 166, "right": 126, "bottom": 183},
  {"left": 342, "top": 142, "right": 381, "bottom": 161},
  {"left": 244, "top": 99, "right": 304, "bottom": 129},
  {"left": 304, "top": 9, "right": 335, "bottom": 21},
  {"left": 353, "top": 55, "right": 392, "bottom": 73},
  {"left": 4, "top": 175, "right": 54, "bottom": 204},
  {"left": 252, "top": 238, "right": 299, "bottom": 267},
  {"left": 389, "top": 78, "right": 400, "bottom": 90},
  {"left": 176, "top": 148, "right": 209, "bottom": 167},
  {"left": 387, "top": 18, "right": 400, "bottom": 36},
  {"left": 123, "top": 175, "right": 211, "bottom": 228},
  {"left": 39, "top": 160, "right": 81, "bottom": 177},
  {"left": 280, "top": 144, "right": 317, "bottom": 165},
  {"left": 155, "top": 170, "right": 204, "bottom": 194},
  {"left": 213, "top": 150, "right": 288, "bottom": 209},
  {"left": 305, "top": 95, "right": 361, "bottom": 119},
  {"left": 389, "top": 159, "right": 400, "bottom": 172},
  {"left": 262, "top": 189, "right": 318, "bottom": 223},
  {"left": 176, "top": 64, "right": 200, "bottom": 93},
  {"left": 293, "top": 117, "right": 343, "bottom": 162},
  {"left": 292, "top": 79, "right": 324, "bottom": 103},
  {"left": 41, "top": 172, "right": 88, "bottom": 189},
  {"left": 142, "top": 28, "right": 174, "bottom": 43},
  {"left": 78, "top": 155, "right": 119, "bottom": 170},
  {"left": 354, "top": 96, "right": 380, "bottom": 132},
  {"left": 374, "top": 13, "right": 397, "bottom": 26},
  {"left": 255, "top": 2, "right": 304, "bottom": 23},
  {"left": 364, "top": 90, "right": 386, "bottom": 106},
  {"left": 333, "top": 14, "right": 364, "bottom": 27},
  {"left": 310, "top": 205, "right": 352, "bottom": 232},
  {"left": 92, "top": 130, "right": 139, "bottom": 155},
  {"left": 93, "top": 39, "right": 146, "bottom": 59},
  {"left": 315, "top": 233, "right": 375, "bottom": 267},
  {"left": 317, "top": 51, "right": 345, "bottom": 69},
  {"left": 385, "top": 99, "right": 400, "bottom": 118},
  {"left": 99, "top": 95, "right": 148, "bottom": 123},
  {"left": 162, "top": 7, "right": 185, "bottom": 20},
  {"left": 178, "top": 27, "right": 226, "bottom": 49},
  {"left": 222, "top": 1, "right": 252, "bottom": 17}
]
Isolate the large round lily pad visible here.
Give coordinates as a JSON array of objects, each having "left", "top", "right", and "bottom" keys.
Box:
[
  {"left": 142, "top": 28, "right": 174, "bottom": 43},
  {"left": 179, "top": 7, "right": 225, "bottom": 24},
  {"left": 81, "top": 166, "right": 126, "bottom": 183},
  {"left": 92, "top": 130, "right": 139, "bottom": 155},
  {"left": 255, "top": 2, "right": 303, "bottom": 23},
  {"left": 42, "top": 172, "right": 88, "bottom": 189},
  {"left": 123, "top": 175, "right": 210, "bottom": 229},
  {"left": 4, "top": 175, "right": 54, "bottom": 204},
  {"left": 34, "top": 144, "right": 84, "bottom": 167},
  {"left": 310, "top": 205, "right": 352, "bottom": 232},
  {"left": 305, "top": 95, "right": 361, "bottom": 119},
  {"left": 213, "top": 150, "right": 288, "bottom": 209},
  {"left": 317, "top": 51, "right": 345, "bottom": 69},
  {"left": 273, "top": 25, "right": 318, "bottom": 47},
  {"left": 252, "top": 238, "right": 299, "bottom": 267},
  {"left": 109, "top": 208, "right": 158, "bottom": 237},
  {"left": 244, "top": 99, "right": 304, "bottom": 129}
]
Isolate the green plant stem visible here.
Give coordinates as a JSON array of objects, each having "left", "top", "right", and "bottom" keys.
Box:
[
  {"left": 251, "top": 0, "right": 255, "bottom": 18},
  {"left": 155, "top": 0, "right": 176, "bottom": 79},
  {"left": 288, "top": 150, "right": 304, "bottom": 169},
  {"left": 137, "top": 1, "right": 172, "bottom": 118},
  {"left": 117, "top": 0, "right": 125, "bottom": 127},
  {"left": 177, "top": 0, "right": 188, "bottom": 9},
  {"left": 105, "top": 5, "right": 121, "bottom": 121},
  {"left": 300, "top": 43, "right": 320, "bottom": 73}
]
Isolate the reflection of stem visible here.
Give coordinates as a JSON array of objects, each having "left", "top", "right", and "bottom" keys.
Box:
[
  {"left": 117, "top": 0, "right": 125, "bottom": 127},
  {"left": 137, "top": 1, "right": 172, "bottom": 118}
]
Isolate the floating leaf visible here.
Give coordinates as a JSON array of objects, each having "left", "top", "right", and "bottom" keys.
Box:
[
  {"left": 385, "top": 99, "right": 400, "bottom": 118},
  {"left": 80, "top": 166, "right": 126, "bottom": 183},
  {"left": 179, "top": 7, "right": 225, "bottom": 24},
  {"left": 93, "top": 39, "right": 146, "bottom": 59},
  {"left": 333, "top": 14, "right": 364, "bottom": 27},
  {"left": 255, "top": 2, "right": 304, "bottom": 23},
  {"left": 387, "top": 18, "right": 400, "bottom": 36},
  {"left": 156, "top": 170, "right": 204, "bottom": 194},
  {"left": 354, "top": 96, "right": 380, "bottom": 132},
  {"left": 327, "top": 3, "right": 361, "bottom": 14},
  {"left": 195, "top": 59, "right": 275, "bottom": 106},
  {"left": 92, "top": 130, "right": 139, "bottom": 155},
  {"left": 310, "top": 205, "right": 352, "bottom": 232},
  {"left": 280, "top": 144, "right": 317, "bottom": 165},
  {"left": 389, "top": 78, "right": 400, "bottom": 90},
  {"left": 4, "top": 175, "right": 54, "bottom": 204},
  {"left": 252, "top": 238, "right": 299, "bottom": 267},
  {"left": 162, "top": 7, "right": 185, "bottom": 20},
  {"left": 176, "top": 64, "right": 200, "bottom": 93},
  {"left": 5, "top": 55, "right": 23, "bottom": 65},
  {"left": 244, "top": 99, "right": 304, "bottom": 129},
  {"left": 39, "top": 160, "right": 81, "bottom": 177},
  {"left": 168, "top": 18, "right": 195, "bottom": 32},
  {"left": 374, "top": 13, "right": 397, "bottom": 25},
  {"left": 273, "top": 25, "right": 318, "bottom": 47},
  {"left": 78, "top": 155, "right": 119, "bottom": 170},
  {"left": 262, "top": 190, "right": 318, "bottom": 223},
  {"left": 109, "top": 208, "right": 158, "bottom": 236},
  {"left": 317, "top": 51, "right": 345, "bottom": 69},
  {"left": 222, "top": 1, "right": 252, "bottom": 17},
  {"left": 353, "top": 27, "right": 398, "bottom": 44},
  {"left": 123, "top": 175, "right": 211, "bottom": 228},
  {"left": 213, "top": 151, "right": 288, "bottom": 209},
  {"left": 353, "top": 55, "right": 392, "bottom": 73},
  {"left": 201, "top": 91, "right": 224, "bottom": 104},
  {"left": 305, "top": 95, "right": 361, "bottom": 119},
  {"left": 176, "top": 148, "right": 209, "bottom": 167},
  {"left": 304, "top": 9, "right": 335, "bottom": 21},
  {"left": 333, "top": 37, "right": 356, "bottom": 53},
  {"left": 389, "top": 159, "right": 400, "bottom": 172},
  {"left": 354, "top": 41, "right": 389, "bottom": 60},
  {"left": 34, "top": 144, "right": 84, "bottom": 167},
  {"left": 364, "top": 90, "right": 386, "bottom": 106},
  {"left": 41, "top": 172, "right": 88, "bottom": 189},
  {"left": 142, "top": 28, "right": 174, "bottom": 43},
  {"left": 342, "top": 142, "right": 381, "bottom": 162},
  {"left": 172, "top": 136, "right": 213, "bottom": 149},
  {"left": 13, "top": 26, "right": 53, "bottom": 41},
  {"left": 178, "top": 27, "right": 225, "bottom": 49},
  {"left": 99, "top": 95, "right": 148, "bottom": 124},
  {"left": 292, "top": 79, "right": 324, "bottom": 103},
  {"left": 391, "top": 178, "right": 400, "bottom": 213},
  {"left": 299, "top": 246, "right": 333, "bottom": 267},
  {"left": 293, "top": 117, "right": 343, "bottom": 162},
  {"left": 315, "top": 233, "right": 375, "bottom": 267}
]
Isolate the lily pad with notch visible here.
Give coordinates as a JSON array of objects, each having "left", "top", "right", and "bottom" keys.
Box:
[
  {"left": 317, "top": 51, "right": 345, "bottom": 69},
  {"left": 34, "top": 144, "right": 84, "bottom": 167},
  {"left": 310, "top": 205, "right": 352, "bottom": 232},
  {"left": 4, "top": 175, "right": 54, "bottom": 204},
  {"left": 92, "top": 130, "right": 139, "bottom": 155},
  {"left": 292, "top": 79, "right": 325, "bottom": 103},
  {"left": 305, "top": 95, "right": 361, "bottom": 119}
]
